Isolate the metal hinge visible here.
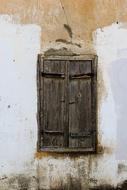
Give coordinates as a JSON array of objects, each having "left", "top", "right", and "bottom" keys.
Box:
[
  {"left": 43, "top": 130, "right": 64, "bottom": 135},
  {"left": 41, "top": 72, "right": 65, "bottom": 79},
  {"left": 69, "top": 73, "right": 94, "bottom": 80},
  {"left": 70, "top": 132, "right": 91, "bottom": 138}
]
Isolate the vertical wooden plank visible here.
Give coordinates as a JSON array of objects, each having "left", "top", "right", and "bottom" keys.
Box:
[
  {"left": 42, "top": 60, "right": 67, "bottom": 148},
  {"left": 68, "top": 60, "right": 94, "bottom": 148},
  {"left": 40, "top": 55, "right": 44, "bottom": 148},
  {"left": 37, "top": 54, "right": 41, "bottom": 150},
  {"left": 91, "top": 56, "right": 98, "bottom": 151},
  {"left": 64, "top": 60, "right": 69, "bottom": 147}
]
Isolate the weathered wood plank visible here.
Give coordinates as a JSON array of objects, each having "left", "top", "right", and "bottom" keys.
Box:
[
  {"left": 42, "top": 60, "right": 67, "bottom": 147},
  {"left": 68, "top": 60, "right": 93, "bottom": 148}
]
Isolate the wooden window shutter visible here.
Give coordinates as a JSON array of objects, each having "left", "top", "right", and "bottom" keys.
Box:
[
  {"left": 68, "top": 60, "right": 96, "bottom": 150},
  {"left": 38, "top": 59, "right": 68, "bottom": 148},
  {"left": 37, "top": 55, "right": 97, "bottom": 152}
]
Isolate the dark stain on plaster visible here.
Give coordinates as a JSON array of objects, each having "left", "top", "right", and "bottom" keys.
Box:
[
  {"left": 44, "top": 47, "right": 78, "bottom": 56},
  {"left": 39, "top": 180, "right": 127, "bottom": 190},
  {"left": 64, "top": 24, "right": 73, "bottom": 38},
  {"left": 40, "top": 177, "right": 82, "bottom": 190},
  {"left": 90, "top": 180, "right": 127, "bottom": 190},
  {"left": 8, "top": 175, "right": 32, "bottom": 190},
  {"left": 56, "top": 39, "right": 81, "bottom": 48},
  {"left": 0, "top": 176, "right": 7, "bottom": 180},
  {"left": 18, "top": 175, "right": 30, "bottom": 190},
  {"left": 3, "top": 175, "right": 127, "bottom": 190},
  {"left": 118, "top": 163, "right": 127, "bottom": 174}
]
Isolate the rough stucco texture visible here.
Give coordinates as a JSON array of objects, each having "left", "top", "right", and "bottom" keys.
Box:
[
  {"left": 0, "top": 0, "right": 126, "bottom": 52},
  {"left": 0, "top": 0, "right": 127, "bottom": 190}
]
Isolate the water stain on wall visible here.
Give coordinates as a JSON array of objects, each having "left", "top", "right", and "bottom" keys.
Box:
[{"left": 90, "top": 180, "right": 127, "bottom": 190}]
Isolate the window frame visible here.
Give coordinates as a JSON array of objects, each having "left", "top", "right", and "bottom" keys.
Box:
[{"left": 37, "top": 54, "right": 98, "bottom": 153}]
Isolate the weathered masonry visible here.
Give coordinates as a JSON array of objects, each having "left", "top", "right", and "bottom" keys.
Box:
[
  {"left": 1, "top": 0, "right": 127, "bottom": 190},
  {"left": 37, "top": 55, "right": 97, "bottom": 152}
]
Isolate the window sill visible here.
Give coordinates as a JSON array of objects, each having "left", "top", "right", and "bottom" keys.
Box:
[{"left": 39, "top": 147, "right": 96, "bottom": 153}]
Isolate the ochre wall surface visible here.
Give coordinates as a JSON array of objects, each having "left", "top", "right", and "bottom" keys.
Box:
[
  {"left": 0, "top": 0, "right": 126, "bottom": 52},
  {"left": 0, "top": 0, "right": 127, "bottom": 190}
]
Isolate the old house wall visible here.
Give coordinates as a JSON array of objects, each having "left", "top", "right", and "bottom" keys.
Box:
[{"left": 0, "top": 0, "right": 127, "bottom": 189}]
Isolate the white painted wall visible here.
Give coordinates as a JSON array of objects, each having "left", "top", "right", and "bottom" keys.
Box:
[
  {"left": 0, "top": 15, "right": 41, "bottom": 176},
  {"left": 94, "top": 23, "right": 127, "bottom": 160}
]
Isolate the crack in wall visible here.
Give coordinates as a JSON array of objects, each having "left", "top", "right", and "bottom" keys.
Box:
[
  {"left": 59, "top": 0, "right": 73, "bottom": 40},
  {"left": 59, "top": 0, "right": 69, "bottom": 27}
]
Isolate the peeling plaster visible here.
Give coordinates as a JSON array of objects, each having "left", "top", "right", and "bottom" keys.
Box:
[
  {"left": 0, "top": 0, "right": 127, "bottom": 189},
  {"left": 1, "top": 0, "right": 127, "bottom": 53},
  {"left": 36, "top": 22, "right": 127, "bottom": 189}
]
